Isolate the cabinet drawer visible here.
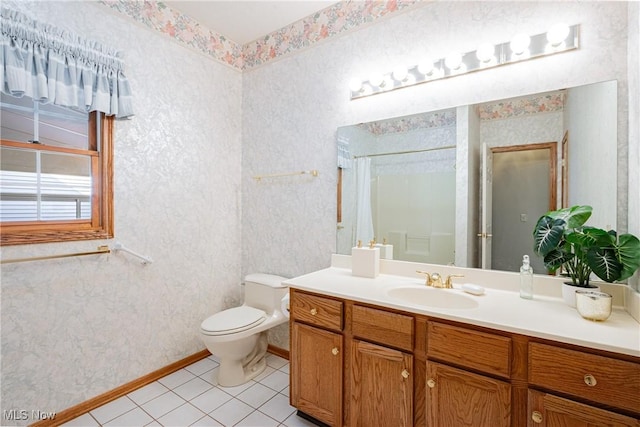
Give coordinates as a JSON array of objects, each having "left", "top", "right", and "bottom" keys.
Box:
[
  {"left": 529, "top": 342, "right": 640, "bottom": 414},
  {"left": 352, "top": 305, "right": 414, "bottom": 351},
  {"left": 528, "top": 389, "right": 640, "bottom": 427},
  {"left": 291, "top": 291, "right": 343, "bottom": 331},
  {"left": 427, "top": 322, "right": 511, "bottom": 378}
]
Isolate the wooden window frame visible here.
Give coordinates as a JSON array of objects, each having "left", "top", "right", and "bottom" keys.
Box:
[{"left": 1, "top": 112, "right": 114, "bottom": 245}]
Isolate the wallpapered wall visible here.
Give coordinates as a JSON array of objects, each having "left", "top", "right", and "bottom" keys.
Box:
[
  {"left": 0, "top": 0, "right": 243, "bottom": 421},
  {"left": 241, "top": 0, "right": 634, "bottom": 347},
  {"left": 1, "top": 0, "right": 637, "bottom": 420}
]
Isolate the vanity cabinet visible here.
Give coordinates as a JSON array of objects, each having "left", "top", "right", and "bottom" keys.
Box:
[
  {"left": 290, "top": 291, "right": 344, "bottom": 426},
  {"left": 426, "top": 361, "right": 511, "bottom": 427},
  {"left": 527, "top": 390, "right": 640, "bottom": 427},
  {"left": 349, "top": 304, "right": 415, "bottom": 426},
  {"left": 289, "top": 288, "right": 640, "bottom": 427},
  {"left": 350, "top": 339, "right": 413, "bottom": 426},
  {"left": 528, "top": 342, "right": 640, "bottom": 414},
  {"left": 290, "top": 289, "right": 417, "bottom": 427},
  {"left": 426, "top": 321, "right": 513, "bottom": 427},
  {"left": 527, "top": 341, "right": 640, "bottom": 426}
]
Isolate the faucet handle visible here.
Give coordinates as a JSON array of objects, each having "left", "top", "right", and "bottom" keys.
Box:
[
  {"left": 445, "top": 274, "right": 464, "bottom": 289},
  {"left": 416, "top": 270, "right": 432, "bottom": 286}
]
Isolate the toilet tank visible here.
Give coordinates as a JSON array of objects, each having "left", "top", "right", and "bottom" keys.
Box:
[{"left": 244, "top": 273, "right": 288, "bottom": 314}]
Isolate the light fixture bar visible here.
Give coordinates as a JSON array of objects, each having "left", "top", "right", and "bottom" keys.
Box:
[{"left": 350, "top": 24, "right": 579, "bottom": 100}]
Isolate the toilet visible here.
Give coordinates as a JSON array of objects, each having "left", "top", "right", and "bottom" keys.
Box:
[{"left": 200, "top": 273, "right": 289, "bottom": 387}]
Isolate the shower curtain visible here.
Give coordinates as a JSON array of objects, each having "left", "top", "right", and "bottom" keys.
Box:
[{"left": 355, "top": 157, "right": 374, "bottom": 246}]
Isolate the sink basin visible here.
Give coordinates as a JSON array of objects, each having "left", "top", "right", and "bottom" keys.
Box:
[{"left": 387, "top": 286, "right": 479, "bottom": 309}]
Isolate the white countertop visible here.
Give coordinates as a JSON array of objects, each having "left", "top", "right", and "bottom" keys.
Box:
[{"left": 284, "top": 262, "right": 640, "bottom": 358}]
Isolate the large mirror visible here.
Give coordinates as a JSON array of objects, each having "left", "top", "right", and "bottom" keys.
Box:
[{"left": 336, "top": 80, "right": 618, "bottom": 275}]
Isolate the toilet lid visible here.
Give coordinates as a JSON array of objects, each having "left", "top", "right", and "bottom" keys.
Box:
[{"left": 200, "top": 306, "right": 266, "bottom": 336}]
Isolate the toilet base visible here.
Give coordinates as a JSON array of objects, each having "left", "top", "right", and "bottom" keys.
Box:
[
  {"left": 215, "top": 332, "right": 269, "bottom": 387},
  {"left": 217, "top": 354, "right": 267, "bottom": 387}
]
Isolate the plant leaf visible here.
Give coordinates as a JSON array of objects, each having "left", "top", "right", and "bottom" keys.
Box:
[
  {"left": 533, "top": 216, "right": 565, "bottom": 256},
  {"left": 545, "top": 205, "right": 592, "bottom": 228},
  {"left": 543, "top": 248, "right": 570, "bottom": 271},
  {"left": 566, "top": 227, "right": 612, "bottom": 252},
  {"left": 587, "top": 247, "right": 622, "bottom": 282},
  {"left": 615, "top": 234, "right": 640, "bottom": 281}
]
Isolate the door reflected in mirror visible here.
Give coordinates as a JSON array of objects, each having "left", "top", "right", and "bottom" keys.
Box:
[{"left": 336, "top": 80, "right": 618, "bottom": 273}]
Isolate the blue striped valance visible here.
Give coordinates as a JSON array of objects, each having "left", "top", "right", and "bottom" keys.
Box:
[{"left": 0, "top": 7, "right": 133, "bottom": 118}]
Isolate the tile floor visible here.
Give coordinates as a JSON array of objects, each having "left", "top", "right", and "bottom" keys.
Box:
[{"left": 61, "top": 354, "right": 318, "bottom": 427}]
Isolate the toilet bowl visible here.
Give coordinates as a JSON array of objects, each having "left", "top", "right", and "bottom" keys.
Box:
[{"left": 200, "top": 273, "right": 289, "bottom": 387}]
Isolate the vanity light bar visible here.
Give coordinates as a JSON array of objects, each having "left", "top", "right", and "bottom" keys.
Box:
[{"left": 349, "top": 24, "right": 579, "bottom": 100}]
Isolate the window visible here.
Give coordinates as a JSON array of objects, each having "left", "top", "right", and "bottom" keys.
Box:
[{"left": 0, "top": 94, "right": 114, "bottom": 245}]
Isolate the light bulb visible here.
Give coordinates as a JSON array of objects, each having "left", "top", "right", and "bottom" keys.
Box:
[
  {"left": 547, "top": 23, "right": 570, "bottom": 47},
  {"left": 476, "top": 43, "right": 495, "bottom": 63},
  {"left": 349, "top": 78, "right": 363, "bottom": 93},
  {"left": 445, "top": 52, "right": 463, "bottom": 71},
  {"left": 368, "top": 73, "right": 384, "bottom": 87},
  {"left": 510, "top": 33, "right": 530, "bottom": 55},
  {"left": 392, "top": 65, "right": 408, "bottom": 82}
]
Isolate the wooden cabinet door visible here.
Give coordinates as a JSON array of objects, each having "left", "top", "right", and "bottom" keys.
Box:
[
  {"left": 290, "top": 322, "right": 343, "bottom": 426},
  {"left": 426, "top": 361, "right": 511, "bottom": 427},
  {"left": 528, "top": 389, "right": 640, "bottom": 427},
  {"left": 350, "top": 339, "right": 413, "bottom": 427}
]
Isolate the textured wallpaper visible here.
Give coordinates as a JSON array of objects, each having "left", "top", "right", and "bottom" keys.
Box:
[
  {"left": 241, "top": 0, "right": 632, "bottom": 281},
  {"left": 1, "top": 1, "right": 242, "bottom": 422},
  {"left": 1, "top": 0, "right": 637, "bottom": 421}
]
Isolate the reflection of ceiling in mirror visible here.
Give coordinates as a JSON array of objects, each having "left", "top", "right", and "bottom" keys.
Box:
[
  {"left": 477, "top": 92, "right": 565, "bottom": 121},
  {"left": 357, "top": 109, "right": 456, "bottom": 135}
]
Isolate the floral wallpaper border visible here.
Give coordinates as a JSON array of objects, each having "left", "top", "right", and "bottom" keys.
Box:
[
  {"left": 477, "top": 93, "right": 565, "bottom": 121},
  {"left": 99, "top": 0, "right": 243, "bottom": 69},
  {"left": 357, "top": 92, "right": 565, "bottom": 135},
  {"left": 358, "top": 109, "right": 457, "bottom": 135},
  {"left": 99, "top": 0, "right": 419, "bottom": 71}
]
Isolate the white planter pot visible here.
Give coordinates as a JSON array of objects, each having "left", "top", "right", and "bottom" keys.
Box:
[{"left": 562, "top": 282, "right": 600, "bottom": 308}]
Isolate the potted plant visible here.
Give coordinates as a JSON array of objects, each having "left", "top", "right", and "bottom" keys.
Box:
[{"left": 533, "top": 205, "right": 640, "bottom": 306}]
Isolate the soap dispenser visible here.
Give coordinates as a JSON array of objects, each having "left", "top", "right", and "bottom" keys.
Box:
[
  {"left": 375, "top": 238, "right": 394, "bottom": 260},
  {"left": 520, "top": 255, "right": 533, "bottom": 299},
  {"left": 351, "top": 240, "right": 380, "bottom": 278}
]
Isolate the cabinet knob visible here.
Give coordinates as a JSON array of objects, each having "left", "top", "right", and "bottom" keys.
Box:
[
  {"left": 331, "top": 347, "right": 339, "bottom": 356},
  {"left": 531, "top": 411, "right": 543, "bottom": 424},
  {"left": 584, "top": 374, "right": 597, "bottom": 387},
  {"left": 310, "top": 308, "right": 317, "bottom": 316},
  {"left": 401, "top": 369, "right": 409, "bottom": 379},
  {"left": 427, "top": 379, "right": 436, "bottom": 388}
]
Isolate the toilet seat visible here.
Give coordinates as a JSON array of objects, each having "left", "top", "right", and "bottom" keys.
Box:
[{"left": 201, "top": 306, "right": 267, "bottom": 336}]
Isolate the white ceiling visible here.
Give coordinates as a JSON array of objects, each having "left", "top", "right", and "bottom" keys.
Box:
[{"left": 164, "top": 1, "right": 339, "bottom": 45}]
